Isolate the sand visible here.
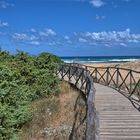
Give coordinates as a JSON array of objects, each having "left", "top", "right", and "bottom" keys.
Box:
[
  {"left": 84, "top": 61, "right": 140, "bottom": 94},
  {"left": 84, "top": 60, "right": 140, "bottom": 71}
]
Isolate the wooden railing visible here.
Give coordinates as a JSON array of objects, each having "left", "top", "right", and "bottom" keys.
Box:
[
  {"left": 78, "top": 64, "right": 140, "bottom": 109},
  {"left": 56, "top": 63, "right": 98, "bottom": 140},
  {"left": 56, "top": 63, "right": 140, "bottom": 139}
]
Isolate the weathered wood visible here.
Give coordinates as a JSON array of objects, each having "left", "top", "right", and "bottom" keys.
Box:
[
  {"left": 95, "top": 83, "right": 140, "bottom": 140},
  {"left": 106, "top": 67, "right": 109, "bottom": 86},
  {"left": 75, "top": 69, "right": 84, "bottom": 86},
  {"left": 81, "top": 64, "right": 140, "bottom": 102},
  {"left": 86, "top": 76, "right": 96, "bottom": 140},
  {"left": 107, "top": 70, "right": 116, "bottom": 86},
  {"left": 118, "top": 71, "right": 130, "bottom": 92},
  {"left": 116, "top": 68, "right": 119, "bottom": 88},
  {"left": 97, "top": 70, "right": 107, "bottom": 84},
  {"left": 56, "top": 63, "right": 140, "bottom": 140},
  {"left": 96, "top": 70, "right": 106, "bottom": 83},
  {"left": 57, "top": 63, "right": 97, "bottom": 140}
]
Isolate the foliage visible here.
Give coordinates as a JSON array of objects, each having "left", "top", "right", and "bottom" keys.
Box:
[{"left": 0, "top": 50, "right": 62, "bottom": 139}]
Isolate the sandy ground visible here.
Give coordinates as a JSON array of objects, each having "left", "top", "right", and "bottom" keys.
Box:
[
  {"left": 84, "top": 60, "right": 140, "bottom": 82},
  {"left": 84, "top": 61, "right": 140, "bottom": 96},
  {"left": 85, "top": 63, "right": 116, "bottom": 68},
  {"left": 84, "top": 60, "right": 140, "bottom": 71}
]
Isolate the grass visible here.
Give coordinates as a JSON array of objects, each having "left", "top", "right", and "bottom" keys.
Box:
[{"left": 20, "top": 81, "right": 86, "bottom": 140}]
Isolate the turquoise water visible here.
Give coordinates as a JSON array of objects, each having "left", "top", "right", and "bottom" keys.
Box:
[{"left": 61, "top": 56, "right": 140, "bottom": 64}]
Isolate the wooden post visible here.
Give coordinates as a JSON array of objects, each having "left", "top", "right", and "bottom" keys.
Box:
[
  {"left": 116, "top": 68, "right": 119, "bottom": 88},
  {"left": 57, "top": 63, "right": 100, "bottom": 140},
  {"left": 129, "top": 70, "right": 132, "bottom": 94},
  {"left": 69, "top": 64, "right": 71, "bottom": 81},
  {"left": 95, "top": 68, "right": 97, "bottom": 82},
  {"left": 86, "top": 76, "right": 96, "bottom": 140},
  {"left": 106, "top": 67, "right": 109, "bottom": 86},
  {"left": 61, "top": 65, "right": 64, "bottom": 79}
]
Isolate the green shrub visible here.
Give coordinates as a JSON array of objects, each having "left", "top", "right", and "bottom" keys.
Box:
[{"left": 0, "top": 50, "right": 62, "bottom": 139}]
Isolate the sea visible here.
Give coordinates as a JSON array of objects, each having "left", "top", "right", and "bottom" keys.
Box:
[{"left": 61, "top": 56, "right": 140, "bottom": 64}]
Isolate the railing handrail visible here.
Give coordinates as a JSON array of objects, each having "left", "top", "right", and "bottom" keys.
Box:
[
  {"left": 76, "top": 63, "right": 140, "bottom": 108},
  {"left": 56, "top": 62, "right": 140, "bottom": 139},
  {"left": 63, "top": 63, "right": 140, "bottom": 95},
  {"left": 85, "top": 66, "right": 140, "bottom": 74},
  {"left": 64, "top": 62, "right": 140, "bottom": 73},
  {"left": 57, "top": 63, "right": 97, "bottom": 140}
]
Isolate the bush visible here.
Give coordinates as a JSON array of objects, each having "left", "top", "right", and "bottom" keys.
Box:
[{"left": 0, "top": 50, "right": 62, "bottom": 139}]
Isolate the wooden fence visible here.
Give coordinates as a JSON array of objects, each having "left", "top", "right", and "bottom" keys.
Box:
[
  {"left": 56, "top": 63, "right": 98, "bottom": 140},
  {"left": 56, "top": 63, "right": 140, "bottom": 139},
  {"left": 78, "top": 64, "right": 140, "bottom": 109}
]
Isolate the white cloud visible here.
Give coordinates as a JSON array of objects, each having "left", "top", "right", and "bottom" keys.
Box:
[
  {"left": 30, "top": 41, "right": 40, "bottom": 45},
  {"left": 30, "top": 28, "right": 36, "bottom": 33},
  {"left": 11, "top": 28, "right": 58, "bottom": 46},
  {"left": 105, "top": 44, "right": 110, "bottom": 47},
  {"left": 9, "top": 26, "right": 140, "bottom": 48},
  {"left": 47, "top": 29, "right": 56, "bottom": 36},
  {"left": 47, "top": 41, "right": 59, "bottom": 46},
  {"left": 0, "top": 0, "right": 14, "bottom": 8},
  {"left": 0, "top": 20, "right": 8, "bottom": 27},
  {"left": 76, "top": 0, "right": 129, "bottom": 9},
  {"left": 79, "top": 38, "right": 87, "bottom": 43},
  {"left": 75, "top": 28, "right": 140, "bottom": 46},
  {"left": 39, "top": 31, "right": 47, "bottom": 37},
  {"left": 90, "top": 0, "right": 105, "bottom": 8},
  {"left": 39, "top": 28, "right": 56, "bottom": 37},
  {"left": 63, "top": 35, "right": 72, "bottom": 44},
  {"left": 12, "top": 32, "right": 41, "bottom": 46},
  {"left": 74, "top": 0, "right": 105, "bottom": 8},
  {"left": 120, "top": 43, "right": 127, "bottom": 46},
  {"left": 61, "top": 35, "right": 74, "bottom": 45},
  {"left": 64, "top": 35, "right": 70, "bottom": 40},
  {"left": 95, "top": 14, "right": 105, "bottom": 20},
  {"left": 12, "top": 33, "right": 39, "bottom": 44},
  {"left": 12, "top": 33, "right": 30, "bottom": 41}
]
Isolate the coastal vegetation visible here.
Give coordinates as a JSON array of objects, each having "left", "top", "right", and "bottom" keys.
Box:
[
  {"left": 21, "top": 81, "right": 86, "bottom": 140},
  {"left": 0, "top": 50, "right": 62, "bottom": 140}
]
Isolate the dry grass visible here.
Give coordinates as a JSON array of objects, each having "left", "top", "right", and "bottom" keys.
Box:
[{"left": 20, "top": 81, "right": 86, "bottom": 140}]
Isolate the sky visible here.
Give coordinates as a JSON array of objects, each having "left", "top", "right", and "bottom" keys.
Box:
[{"left": 0, "top": 0, "right": 140, "bottom": 56}]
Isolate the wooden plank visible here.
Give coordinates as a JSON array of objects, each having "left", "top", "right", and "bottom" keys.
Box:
[
  {"left": 95, "top": 83, "right": 140, "bottom": 140},
  {"left": 57, "top": 63, "right": 140, "bottom": 140},
  {"left": 57, "top": 64, "right": 97, "bottom": 140}
]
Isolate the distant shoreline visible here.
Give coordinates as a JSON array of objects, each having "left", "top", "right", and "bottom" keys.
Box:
[{"left": 61, "top": 56, "right": 140, "bottom": 64}]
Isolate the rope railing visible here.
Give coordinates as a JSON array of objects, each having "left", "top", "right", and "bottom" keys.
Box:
[{"left": 56, "top": 63, "right": 97, "bottom": 140}]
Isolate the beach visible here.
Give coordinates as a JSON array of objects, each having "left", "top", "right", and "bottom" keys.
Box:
[
  {"left": 84, "top": 61, "right": 140, "bottom": 96},
  {"left": 84, "top": 60, "right": 140, "bottom": 71},
  {"left": 61, "top": 56, "right": 140, "bottom": 65}
]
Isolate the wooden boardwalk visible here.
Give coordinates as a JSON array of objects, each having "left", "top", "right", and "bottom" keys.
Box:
[
  {"left": 95, "top": 83, "right": 140, "bottom": 140},
  {"left": 57, "top": 63, "right": 140, "bottom": 140}
]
